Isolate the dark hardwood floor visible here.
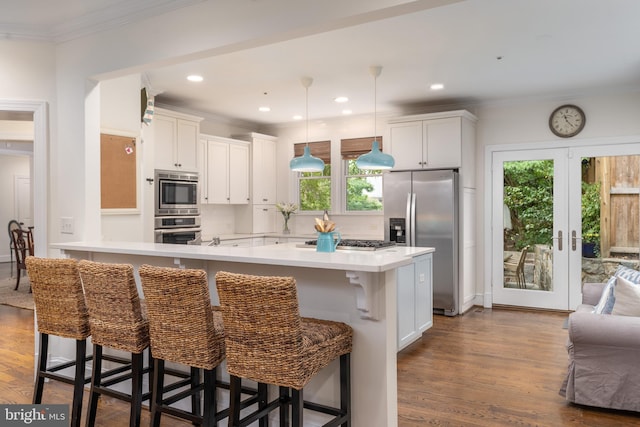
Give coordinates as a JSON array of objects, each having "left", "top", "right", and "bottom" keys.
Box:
[{"left": 1, "top": 260, "right": 638, "bottom": 426}]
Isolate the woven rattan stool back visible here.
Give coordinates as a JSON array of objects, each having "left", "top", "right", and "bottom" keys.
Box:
[
  {"left": 139, "top": 264, "right": 224, "bottom": 370},
  {"left": 215, "top": 271, "right": 310, "bottom": 388},
  {"left": 78, "top": 260, "right": 149, "bottom": 353},
  {"left": 26, "top": 257, "right": 89, "bottom": 340}
]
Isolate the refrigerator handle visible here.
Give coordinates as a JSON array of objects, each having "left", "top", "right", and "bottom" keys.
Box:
[
  {"left": 405, "top": 193, "right": 412, "bottom": 246},
  {"left": 410, "top": 193, "right": 417, "bottom": 246}
]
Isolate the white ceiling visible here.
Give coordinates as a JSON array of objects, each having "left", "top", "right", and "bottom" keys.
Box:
[{"left": 4, "top": 0, "right": 640, "bottom": 126}]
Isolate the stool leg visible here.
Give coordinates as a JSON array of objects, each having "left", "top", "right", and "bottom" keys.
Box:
[
  {"left": 278, "top": 387, "right": 289, "bottom": 427},
  {"left": 191, "top": 366, "right": 201, "bottom": 421},
  {"left": 86, "top": 344, "right": 103, "bottom": 427},
  {"left": 71, "top": 339, "right": 87, "bottom": 427},
  {"left": 258, "top": 382, "right": 268, "bottom": 427},
  {"left": 228, "top": 375, "right": 242, "bottom": 427},
  {"left": 33, "top": 333, "right": 48, "bottom": 404},
  {"left": 291, "top": 388, "right": 303, "bottom": 427},
  {"left": 130, "top": 352, "right": 144, "bottom": 427},
  {"left": 340, "top": 353, "right": 351, "bottom": 426},
  {"left": 202, "top": 367, "right": 216, "bottom": 427},
  {"left": 150, "top": 358, "right": 164, "bottom": 427}
]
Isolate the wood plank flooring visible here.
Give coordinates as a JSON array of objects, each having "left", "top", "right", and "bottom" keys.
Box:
[{"left": 1, "top": 286, "right": 639, "bottom": 425}]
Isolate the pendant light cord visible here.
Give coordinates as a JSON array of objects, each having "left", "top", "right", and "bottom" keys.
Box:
[{"left": 373, "top": 71, "right": 377, "bottom": 140}]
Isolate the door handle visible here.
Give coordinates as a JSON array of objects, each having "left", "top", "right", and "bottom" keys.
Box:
[
  {"left": 554, "top": 230, "right": 563, "bottom": 251},
  {"left": 571, "top": 230, "right": 580, "bottom": 251}
]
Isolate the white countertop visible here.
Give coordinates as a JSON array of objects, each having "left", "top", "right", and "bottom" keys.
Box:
[{"left": 51, "top": 241, "right": 434, "bottom": 273}]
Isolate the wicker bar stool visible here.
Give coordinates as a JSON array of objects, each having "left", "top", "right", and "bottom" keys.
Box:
[
  {"left": 215, "top": 271, "right": 353, "bottom": 427},
  {"left": 78, "top": 260, "right": 153, "bottom": 427},
  {"left": 25, "top": 257, "right": 90, "bottom": 427},
  {"left": 139, "top": 264, "right": 229, "bottom": 427}
]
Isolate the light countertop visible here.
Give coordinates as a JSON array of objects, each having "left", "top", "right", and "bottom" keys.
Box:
[{"left": 51, "top": 241, "right": 434, "bottom": 273}]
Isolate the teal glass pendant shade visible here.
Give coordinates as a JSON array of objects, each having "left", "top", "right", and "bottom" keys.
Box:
[
  {"left": 290, "top": 145, "right": 325, "bottom": 172},
  {"left": 356, "top": 140, "right": 394, "bottom": 170}
]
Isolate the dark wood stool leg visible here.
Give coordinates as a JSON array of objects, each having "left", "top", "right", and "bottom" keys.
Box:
[
  {"left": 291, "top": 388, "right": 303, "bottom": 427},
  {"left": 191, "top": 366, "right": 201, "bottom": 423},
  {"left": 340, "top": 353, "right": 351, "bottom": 426},
  {"left": 130, "top": 352, "right": 144, "bottom": 427},
  {"left": 202, "top": 368, "right": 216, "bottom": 427},
  {"left": 86, "top": 344, "right": 103, "bottom": 427},
  {"left": 228, "top": 375, "right": 242, "bottom": 427},
  {"left": 258, "top": 382, "right": 268, "bottom": 427},
  {"left": 33, "top": 333, "right": 48, "bottom": 404},
  {"left": 150, "top": 358, "right": 164, "bottom": 427},
  {"left": 70, "top": 339, "right": 87, "bottom": 427},
  {"left": 279, "top": 386, "right": 289, "bottom": 427}
]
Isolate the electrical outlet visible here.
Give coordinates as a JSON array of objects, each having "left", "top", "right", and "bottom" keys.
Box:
[{"left": 60, "top": 217, "right": 74, "bottom": 234}]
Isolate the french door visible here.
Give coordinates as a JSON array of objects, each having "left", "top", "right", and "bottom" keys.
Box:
[{"left": 492, "top": 143, "right": 640, "bottom": 310}]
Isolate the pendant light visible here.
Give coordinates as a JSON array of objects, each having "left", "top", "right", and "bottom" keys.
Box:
[
  {"left": 356, "top": 66, "right": 395, "bottom": 170},
  {"left": 289, "top": 77, "right": 325, "bottom": 172}
]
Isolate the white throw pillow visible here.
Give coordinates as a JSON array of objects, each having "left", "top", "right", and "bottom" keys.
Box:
[
  {"left": 593, "top": 276, "right": 616, "bottom": 314},
  {"left": 611, "top": 276, "right": 640, "bottom": 317}
]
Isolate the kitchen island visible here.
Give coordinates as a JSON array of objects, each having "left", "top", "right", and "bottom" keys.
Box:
[{"left": 51, "top": 241, "right": 434, "bottom": 427}]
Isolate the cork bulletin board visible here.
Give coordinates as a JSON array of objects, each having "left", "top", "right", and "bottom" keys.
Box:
[{"left": 100, "top": 133, "right": 137, "bottom": 209}]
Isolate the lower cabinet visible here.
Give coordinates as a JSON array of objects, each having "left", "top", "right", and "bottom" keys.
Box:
[{"left": 397, "top": 253, "right": 433, "bottom": 351}]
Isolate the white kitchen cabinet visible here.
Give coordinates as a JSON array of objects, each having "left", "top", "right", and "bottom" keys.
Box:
[
  {"left": 233, "top": 133, "right": 279, "bottom": 233},
  {"left": 397, "top": 253, "right": 433, "bottom": 351},
  {"left": 388, "top": 110, "right": 476, "bottom": 172},
  {"left": 252, "top": 205, "right": 277, "bottom": 234},
  {"left": 199, "top": 134, "right": 249, "bottom": 205},
  {"left": 153, "top": 108, "right": 202, "bottom": 171}
]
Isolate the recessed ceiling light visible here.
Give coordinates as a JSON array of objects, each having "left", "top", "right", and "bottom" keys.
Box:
[
  {"left": 258, "top": 106, "right": 271, "bottom": 112},
  {"left": 342, "top": 109, "right": 352, "bottom": 115},
  {"left": 187, "top": 75, "right": 203, "bottom": 82},
  {"left": 334, "top": 96, "right": 349, "bottom": 103},
  {"left": 293, "top": 115, "right": 303, "bottom": 120},
  {"left": 430, "top": 83, "right": 444, "bottom": 90}
]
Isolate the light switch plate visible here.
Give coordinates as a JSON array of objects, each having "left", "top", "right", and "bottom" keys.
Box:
[{"left": 60, "top": 217, "right": 74, "bottom": 234}]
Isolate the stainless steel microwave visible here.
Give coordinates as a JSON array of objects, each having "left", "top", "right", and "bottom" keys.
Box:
[{"left": 155, "top": 169, "right": 199, "bottom": 216}]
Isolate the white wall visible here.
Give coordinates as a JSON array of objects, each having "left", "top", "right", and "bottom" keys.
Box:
[
  {"left": 474, "top": 90, "right": 640, "bottom": 307},
  {"left": 100, "top": 74, "right": 146, "bottom": 241},
  {"left": 272, "top": 113, "right": 387, "bottom": 239}
]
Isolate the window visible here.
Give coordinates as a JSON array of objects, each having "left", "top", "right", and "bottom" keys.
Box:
[
  {"left": 341, "top": 137, "right": 384, "bottom": 212},
  {"left": 294, "top": 141, "right": 331, "bottom": 211}
]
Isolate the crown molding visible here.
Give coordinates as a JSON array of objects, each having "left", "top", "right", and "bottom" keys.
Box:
[{"left": 0, "top": 0, "right": 204, "bottom": 43}]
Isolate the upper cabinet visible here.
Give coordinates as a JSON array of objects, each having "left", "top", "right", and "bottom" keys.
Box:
[
  {"left": 388, "top": 110, "right": 477, "bottom": 176},
  {"left": 198, "top": 135, "right": 249, "bottom": 205},
  {"left": 153, "top": 108, "right": 202, "bottom": 172}
]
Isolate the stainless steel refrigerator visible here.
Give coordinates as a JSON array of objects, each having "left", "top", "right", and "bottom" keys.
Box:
[{"left": 384, "top": 169, "right": 459, "bottom": 316}]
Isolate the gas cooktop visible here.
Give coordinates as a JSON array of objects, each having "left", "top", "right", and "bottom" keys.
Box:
[{"left": 301, "top": 239, "right": 396, "bottom": 251}]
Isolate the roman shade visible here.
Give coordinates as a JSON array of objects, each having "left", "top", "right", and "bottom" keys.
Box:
[
  {"left": 294, "top": 141, "right": 331, "bottom": 164},
  {"left": 340, "top": 136, "right": 383, "bottom": 160}
]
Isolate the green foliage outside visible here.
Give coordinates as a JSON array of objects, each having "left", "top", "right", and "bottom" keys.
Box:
[
  {"left": 299, "top": 164, "right": 331, "bottom": 211},
  {"left": 503, "top": 159, "right": 601, "bottom": 251},
  {"left": 503, "top": 160, "right": 554, "bottom": 250},
  {"left": 581, "top": 180, "right": 601, "bottom": 243},
  {"left": 346, "top": 160, "right": 382, "bottom": 211},
  {"left": 298, "top": 161, "right": 383, "bottom": 212}
]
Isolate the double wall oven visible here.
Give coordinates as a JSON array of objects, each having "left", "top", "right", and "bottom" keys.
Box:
[{"left": 154, "top": 169, "right": 202, "bottom": 244}]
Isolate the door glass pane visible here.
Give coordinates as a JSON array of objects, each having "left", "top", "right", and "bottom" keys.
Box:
[
  {"left": 581, "top": 155, "right": 640, "bottom": 283},
  {"left": 502, "top": 160, "right": 554, "bottom": 291}
]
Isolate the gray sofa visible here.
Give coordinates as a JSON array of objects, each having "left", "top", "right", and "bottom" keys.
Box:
[{"left": 559, "top": 282, "right": 640, "bottom": 412}]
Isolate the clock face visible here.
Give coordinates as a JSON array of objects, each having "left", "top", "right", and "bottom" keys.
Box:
[{"left": 549, "top": 104, "right": 586, "bottom": 138}]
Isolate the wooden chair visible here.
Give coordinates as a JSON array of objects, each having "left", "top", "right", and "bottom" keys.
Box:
[
  {"left": 215, "top": 271, "right": 352, "bottom": 427},
  {"left": 504, "top": 245, "right": 529, "bottom": 289},
  {"left": 7, "top": 219, "right": 20, "bottom": 277},
  {"left": 11, "top": 228, "right": 31, "bottom": 292}
]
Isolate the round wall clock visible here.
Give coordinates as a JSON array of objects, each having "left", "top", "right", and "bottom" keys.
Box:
[{"left": 549, "top": 104, "right": 586, "bottom": 138}]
